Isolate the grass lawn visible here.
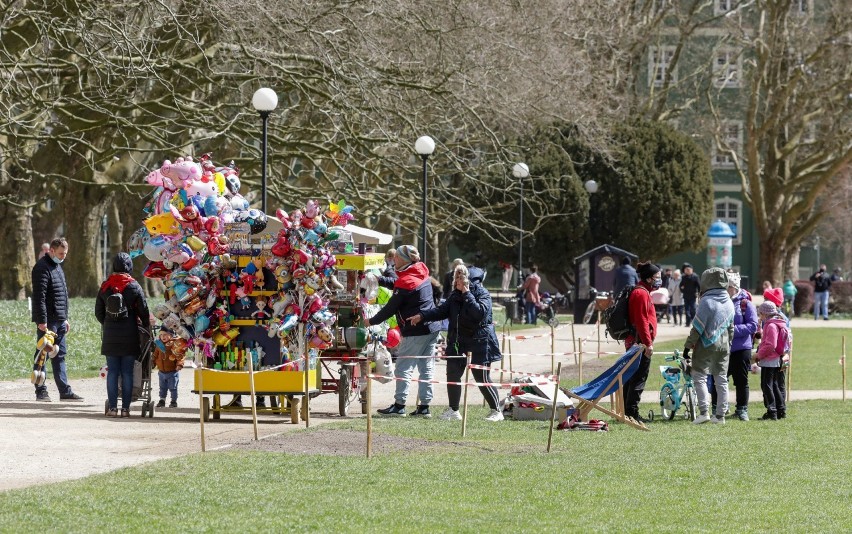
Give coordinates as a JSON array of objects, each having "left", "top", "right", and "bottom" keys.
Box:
[
  {"left": 1, "top": 401, "right": 850, "bottom": 532},
  {"left": 0, "top": 298, "right": 103, "bottom": 381}
]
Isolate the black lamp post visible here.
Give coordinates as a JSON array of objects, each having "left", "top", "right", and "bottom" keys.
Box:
[
  {"left": 252, "top": 88, "right": 278, "bottom": 213},
  {"left": 415, "top": 135, "right": 435, "bottom": 264},
  {"left": 512, "top": 162, "right": 529, "bottom": 286}
]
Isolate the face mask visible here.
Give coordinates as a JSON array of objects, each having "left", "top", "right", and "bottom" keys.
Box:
[
  {"left": 652, "top": 278, "right": 662, "bottom": 289},
  {"left": 51, "top": 255, "right": 64, "bottom": 264}
]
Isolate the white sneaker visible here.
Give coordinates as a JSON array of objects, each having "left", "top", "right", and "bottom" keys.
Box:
[
  {"left": 693, "top": 414, "right": 711, "bottom": 425},
  {"left": 485, "top": 409, "right": 504, "bottom": 422},
  {"left": 439, "top": 408, "right": 462, "bottom": 421},
  {"left": 710, "top": 415, "right": 726, "bottom": 425}
]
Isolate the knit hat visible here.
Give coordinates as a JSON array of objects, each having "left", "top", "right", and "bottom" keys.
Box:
[
  {"left": 763, "top": 288, "right": 784, "bottom": 307},
  {"left": 727, "top": 271, "right": 741, "bottom": 290},
  {"left": 758, "top": 301, "right": 777, "bottom": 316},
  {"left": 637, "top": 262, "right": 661, "bottom": 280},
  {"left": 395, "top": 245, "right": 420, "bottom": 265},
  {"left": 681, "top": 262, "right": 693, "bottom": 271}
]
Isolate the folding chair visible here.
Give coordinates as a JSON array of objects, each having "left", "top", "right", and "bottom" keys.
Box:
[{"left": 564, "top": 345, "right": 649, "bottom": 431}]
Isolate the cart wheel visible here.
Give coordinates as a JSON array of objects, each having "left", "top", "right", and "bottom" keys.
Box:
[
  {"left": 202, "top": 397, "right": 211, "bottom": 422},
  {"left": 548, "top": 316, "right": 559, "bottom": 328},
  {"left": 660, "top": 384, "right": 677, "bottom": 420},
  {"left": 338, "top": 365, "right": 352, "bottom": 417},
  {"left": 104, "top": 400, "right": 109, "bottom": 416},
  {"left": 647, "top": 410, "right": 655, "bottom": 422},
  {"left": 147, "top": 400, "right": 155, "bottom": 418},
  {"left": 289, "top": 396, "right": 300, "bottom": 424}
]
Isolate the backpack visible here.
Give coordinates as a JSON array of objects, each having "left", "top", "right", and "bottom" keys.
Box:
[
  {"left": 603, "top": 286, "right": 636, "bottom": 341},
  {"left": 775, "top": 323, "right": 792, "bottom": 356},
  {"left": 105, "top": 288, "right": 128, "bottom": 321}
]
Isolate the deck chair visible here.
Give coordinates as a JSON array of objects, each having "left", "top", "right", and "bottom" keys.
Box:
[{"left": 564, "top": 345, "right": 649, "bottom": 431}]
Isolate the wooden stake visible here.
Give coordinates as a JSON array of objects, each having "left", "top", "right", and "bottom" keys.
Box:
[
  {"left": 578, "top": 338, "right": 584, "bottom": 385},
  {"left": 247, "top": 351, "right": 258, "bottom": 441},
  {"left": 786, "top": 347, "right": 792, "bottom": 403},
  {"left": 197, "top": 367, "right": 206, "bottom": 453},
  {"left": 571, "top": 322, "right": 577, "bottom": 365},
  {"left": 842, "top": 336, "right": 847, "bottom": 402},
  {"left": 461, "top": 353, "right": 472, "bottom": 438},
  {"left": 500, "top": 326, "right": 506, "bottom": 386},
  {"left": 546, "top": 362, "right": 563, "bottom": 452},
  {"left": 366, "top": 371, "right": 373, "bottom": 458},
  {"left": 597, "top": 316, "right": 601, "bottom": 359},
  {"left": 550, "top": 323, "right": 556, "bottom": 376}
]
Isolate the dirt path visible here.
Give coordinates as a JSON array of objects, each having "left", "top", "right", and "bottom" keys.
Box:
[{"left": 2, "top": 317, "right": 849, "bottom": 492}]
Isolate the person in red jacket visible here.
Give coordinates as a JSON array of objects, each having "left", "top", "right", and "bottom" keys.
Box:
[{"left": 623, "top": 261, "right": 661, "bottom": 423}]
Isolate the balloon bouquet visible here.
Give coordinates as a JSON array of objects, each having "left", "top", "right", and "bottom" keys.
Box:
[{"left": 128, "top": 153, "right": 363, "bottom": 374}]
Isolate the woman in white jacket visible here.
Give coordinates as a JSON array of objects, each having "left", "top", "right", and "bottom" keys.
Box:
[{"left": 667, "top": 269, "right": 685, "bottom": 326}]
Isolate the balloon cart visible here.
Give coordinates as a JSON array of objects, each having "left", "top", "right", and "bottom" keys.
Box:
[{"left": 129, "top": 154, "right": 367, "bottom": 424}]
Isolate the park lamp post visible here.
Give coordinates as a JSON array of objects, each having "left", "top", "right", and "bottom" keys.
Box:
[
  {"left": 513, "top": 162, "right": 530, "bottom": 285},
  {"left": 584, "top": 179, "right": 599, "bottom": 244},
  {"left": 252, "top": 87, "right": 278, "bottom": 214},
  {"left": 415, "top": 135, "right": 435, "bottom": 265}
]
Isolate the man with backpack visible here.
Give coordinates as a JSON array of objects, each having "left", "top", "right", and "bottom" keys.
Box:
[
  {"left": 31, "top": 237, "right": 83, "bottom": 402},
  {"left": 622, "top": 261, "right": 661, "bottom": 423}
]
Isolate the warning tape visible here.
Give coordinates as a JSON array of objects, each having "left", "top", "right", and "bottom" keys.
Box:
[
  {"left": 368, "top": 374, "right": 551, "bottom": 389},
  {"left": 467, "top": 363, "right": 556, "bottom": 380}
]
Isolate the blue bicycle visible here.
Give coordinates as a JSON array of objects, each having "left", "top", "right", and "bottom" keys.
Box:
[{"left": 649, "top": 350, "right": 697, "bottom": 422}]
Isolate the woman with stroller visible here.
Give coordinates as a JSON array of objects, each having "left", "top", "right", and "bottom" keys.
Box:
[
  {"left": 95, "top": 253, "right": 151, "bottom": 418},
  {"left": 682, "top": 267, "right": 735, "bottom": 425},
  {"left": 667, "top": 269, "right": 684, "bottom": 326},
  {"left": 409, "top": 264, "right": 504, "bottom": 422}
]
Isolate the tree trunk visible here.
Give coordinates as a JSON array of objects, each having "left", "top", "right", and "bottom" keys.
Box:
[
  {"left": 758, "top": 238, "right": 787, "bottom": 289},
  {"left": 62, "top": 183, "right": 114, "bottom": 297},
  {"left": 0, "top": 203, "right": 35, "bottom": 300}
]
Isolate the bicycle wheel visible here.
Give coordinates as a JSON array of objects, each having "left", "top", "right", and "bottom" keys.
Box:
[
  {"left": 583, "top": 301, "right": 596, "bottom": 324},
  {"left": 660, "top": 384, "right": 677, "bottom": 420},
  {"left": 685, "top": 385, "right": 697, "bottom": 421}
]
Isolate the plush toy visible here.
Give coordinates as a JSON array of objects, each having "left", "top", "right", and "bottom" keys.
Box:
[{"left": 31, "top": 330, "right": 58, "bottom": 386}]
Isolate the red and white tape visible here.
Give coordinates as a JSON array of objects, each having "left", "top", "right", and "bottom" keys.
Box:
[
  {"left": 368, "top": 374, "right": 552, "bottom": 389},
  {"left": 467, "top": 363, "right": 556, "bottom": 381}
]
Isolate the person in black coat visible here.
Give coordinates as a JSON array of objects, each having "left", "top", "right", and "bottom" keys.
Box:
[
  {"left": 679, "top": 263, "right": 701, "bottom": 327},
  {"left": 410, "top": 265, "right": 504, "bottom": 422},
  {"left": 95, "top": 253, "right": 151, "bottom": 417},
  {"left": 31, "top": 237, "right": 82, "bottom": 402}
]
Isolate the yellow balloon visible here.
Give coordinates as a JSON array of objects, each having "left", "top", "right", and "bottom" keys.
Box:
[{"left": 213, "top": 172, "right": 226, "bottom": 194}]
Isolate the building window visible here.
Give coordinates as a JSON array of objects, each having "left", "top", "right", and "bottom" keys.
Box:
[
  {"left": 714, "top": 0, "right": 733, "bottom": 15},
  {"left": 713, "top": 50, "right": 740, "bottom": 88},
  {"left": 712, "top": 120, "right": 743, "bottom": 168},
  {"left": 715, "top": 197, "right": 743, "bottom": 245},
  {"left": 649, "top": 46, "right": 677, "bottom": 87}
]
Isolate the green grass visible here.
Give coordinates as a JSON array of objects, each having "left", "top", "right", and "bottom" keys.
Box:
[
  {"left": 0, "top": 298, "right": 104, "bottom": 381},
  {"left": 1, "top": 401, "right": 850, "bottom": 532}
]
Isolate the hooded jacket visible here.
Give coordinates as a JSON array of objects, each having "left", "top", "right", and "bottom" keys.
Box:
[
  {"left": 756, "top": 317, "right": 789, "bottom": 367},
  {"left": 368, "top": 261, "right": 441, "bottom": 337},
  {"left": 95, "top": 253, "right": 151, "bottom": 357},
  {"left": 730, "top": 288, "right": 758, "bottom": 352},
  {"left": 419, "top": 267, "right": 502, "bottom": 364},
  {"left": 31, "top": 254, "right": 69, "bottom": 324},
  {"left": 684, "top": 268, "right": 734, "bottom": 375}
]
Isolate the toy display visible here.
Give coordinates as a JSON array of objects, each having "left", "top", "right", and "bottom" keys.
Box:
[{"left": 131, "top": 153, "right": 391, "bottom": 422}]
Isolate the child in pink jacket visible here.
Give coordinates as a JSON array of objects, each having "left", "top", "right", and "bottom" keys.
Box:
[{"left": 754, "top": 301, "right": 790, "bottom": 420}]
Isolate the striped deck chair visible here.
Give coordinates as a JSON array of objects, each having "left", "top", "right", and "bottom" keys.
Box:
[{"left": 564, "top": 344, "right": 649, "bottom": 431}]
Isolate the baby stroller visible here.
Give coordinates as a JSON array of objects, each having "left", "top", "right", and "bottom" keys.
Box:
[
  {"left": 537, "top": 293, "right": 559, "bottom": 328},
  {"left": 103, "top": 326, "right": 156, "bottom": 418}
]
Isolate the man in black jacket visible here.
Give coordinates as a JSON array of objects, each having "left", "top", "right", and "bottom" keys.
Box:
[
  {"left": 31, "top": 238, "right": 83, "bottom": 402},
  {"left": 368, "top": 245, "right": 441, "bottom": 417},
  {"left": 679, "top": 263, "right": 701, "bottom": 328}
]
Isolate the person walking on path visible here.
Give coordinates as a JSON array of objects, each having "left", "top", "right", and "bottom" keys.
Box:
[
  {"left": 683, "top": 267, "right": 735, "bottom": 425},
  {"left": 754, "top": 301, "right": 791, "bottom": 420},
  {"left": 810, "top": 264, "right": 832, "bottom": 320},
  {"left": 623, "top": 261, "right": 661, "bottom": 423},
  {"left": 520, "top": 264, "right": 541, "bottom": 325},
  {"left": 710, "top": 271, "right": 758, "bottom": 421},
  {"left": 613, "top": 257, "right": 639, "bottom": 297},
  {"left": 667, "top": 269, "right": 685, "bottom": 325},
  {"left": 499, "top": 260, "right": 514, "bottom": 292},
  {"left": 679, "top": 263, "right": 701, "bottom": 328},
  {"left": 410, "top": 264, "right": 504, "bottom": 422},
  {"left": 30, "top": 237, "right": 83, "bottom": 402},
  {"left": 368, "top": 245, "right": 442, "bottom": 417},
  {"left": 95, "top": 253, "right": 151, "bottom": 418}
]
